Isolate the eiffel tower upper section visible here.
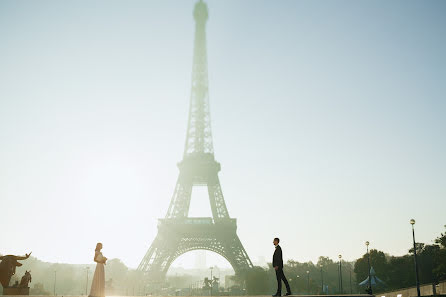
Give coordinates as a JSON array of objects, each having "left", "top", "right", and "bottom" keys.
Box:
[
  {"left": 163, "top": 0, "right": 230, "bottom": 220},
  {"left": 183, "top": 0, "right": 213, "bottom": 157}
]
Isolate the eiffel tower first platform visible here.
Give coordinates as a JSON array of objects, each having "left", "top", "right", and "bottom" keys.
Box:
[{"left": 137, "top": 0, "right": 253, "bottom": 280}]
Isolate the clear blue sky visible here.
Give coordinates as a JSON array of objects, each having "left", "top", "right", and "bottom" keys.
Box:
[{"left": 0, "top": 0, "right": 445, "bottom": 269}]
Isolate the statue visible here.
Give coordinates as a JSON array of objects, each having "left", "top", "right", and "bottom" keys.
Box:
[
  {"left": 359, "top": 266, "right": 386, "bottom": 294},
  {"left": 0, "top": 253, "right": 31, "bottom": 288},
  {"left": 19, "top": 271, "right": 32, "bottom": 288}
]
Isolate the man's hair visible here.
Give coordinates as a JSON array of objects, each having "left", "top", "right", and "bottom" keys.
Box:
[{"left": 274, "top": 237, "right": 280, "bottom": 243}]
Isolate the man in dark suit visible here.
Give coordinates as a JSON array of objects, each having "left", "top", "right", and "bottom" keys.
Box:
[{"left": 272, "top": 237, "right": 291, "bottom": 296}]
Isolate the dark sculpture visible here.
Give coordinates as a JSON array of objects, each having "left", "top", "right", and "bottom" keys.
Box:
[
  {"left": 19, "top": 271, "right": 32, "bottom": 288},
  {"left": 0, "top": 253, "right": 31, "bottom": 288}
]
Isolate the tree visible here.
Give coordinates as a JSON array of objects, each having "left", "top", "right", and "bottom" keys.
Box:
[
  {"left": 245, "top": 266, "right": 270, "bottom": 295},
  {"left": 433, "top": 248, "right": 446, "bottom": 281},
  {"left": 30, "top": 283, "right": 51, "bottom": 295},
  {"left": 434, "top": 225, "right": 446, "bottom": 248},
  {"left": 432, "top": 225, "right": 446, "bottom": 281},
  {"left": 387, "top": 255, "right": 414, "bottom": 290},
  {"left": 417, "top": 244, "right": 440, "bottom": 284},
  {"left": 409, "top": 242, "right": 425, "bottom": 255}
]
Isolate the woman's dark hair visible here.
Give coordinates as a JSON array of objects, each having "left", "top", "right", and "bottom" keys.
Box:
[{"left": 95, "top": 242, "right": 103, "bottom": 251}]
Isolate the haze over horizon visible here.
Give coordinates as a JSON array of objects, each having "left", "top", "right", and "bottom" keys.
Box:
[{"left": 1, "top": 0, "right": 445, "bottom": 270}]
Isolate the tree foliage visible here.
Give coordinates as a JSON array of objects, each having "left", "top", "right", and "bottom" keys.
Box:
[{"left": 353, "top": 225, "right": 446, "bottom": 293}]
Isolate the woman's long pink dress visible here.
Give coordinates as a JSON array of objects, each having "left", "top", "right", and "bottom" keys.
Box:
[{"left": 89, "top": 251, "right": 105, "bottom": 297}]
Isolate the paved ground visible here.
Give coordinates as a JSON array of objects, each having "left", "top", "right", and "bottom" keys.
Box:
[{"left": 3, "top": 294, "right": 372, "bottom": 297}]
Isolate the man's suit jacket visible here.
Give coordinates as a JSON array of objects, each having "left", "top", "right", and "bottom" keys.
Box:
[{"left": 273, "top": 245, "right": 284, "bottom": 269}]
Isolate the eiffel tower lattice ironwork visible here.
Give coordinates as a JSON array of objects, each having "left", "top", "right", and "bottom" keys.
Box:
[{"left": 137, "top": 0, "right": 253, "bottom": 279}]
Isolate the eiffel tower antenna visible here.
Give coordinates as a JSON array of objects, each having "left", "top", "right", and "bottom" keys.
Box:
[
  {"left": 138, "top": 0, "right": 253, "bottom": 280},
  {"left": 184, "top": 0, "right": 213, "bottom": 157}
]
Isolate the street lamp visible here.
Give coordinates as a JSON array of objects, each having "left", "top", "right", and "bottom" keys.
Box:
[
  {"left": 210, "top": 266, "right": 214, "bottom": 296},
  {"left": 320, "top": 265, "right": 324, "bottom": 294},
  {"left": 410, "top": 219, "right": 421, "bottom": 297},
  {"left": 306, "top": 271, "right": 310, "bottom": 294},
  {"left": 338, "top": 255, "right": 343, "bottom": 294},
  {"left": 85, "top": 267, "right": 90, "bottom": 295},
  {"left": 53, "top": 270, "right": 57, "bottom": 296},
  {"left": 365, "top": 241, "right": 372, "bottom": 294},
  {"left": 349, "top": 265, "right": 353, "bottom": 294}
]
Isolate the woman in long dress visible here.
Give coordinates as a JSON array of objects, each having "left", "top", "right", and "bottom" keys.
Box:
[{"left": 89, "top": 243, "right": 107, "bottom": 297}]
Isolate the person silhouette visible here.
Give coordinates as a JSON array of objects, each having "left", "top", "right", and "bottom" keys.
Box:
[
  {"left": 272, "top": 238, "right": 291, "bottom": 296},
  {"left": 89, "top": 243, "right": 107, "bottom": 297}
]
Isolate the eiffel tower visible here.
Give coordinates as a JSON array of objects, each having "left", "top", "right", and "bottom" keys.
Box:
[{"left": 137, "top": 0, "right": 253, "bottom": 279}]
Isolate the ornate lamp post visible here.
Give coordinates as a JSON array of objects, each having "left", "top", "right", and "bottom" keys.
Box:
[
  {"left": 338, "top": 255, "right": 343, "bottom": 294},
  {"left": 210, "top": 266, "right": 214, "bottom": 296},
  {"left": 320, "top": 264, "right": 324, "bottom": 294},
  {"left": 296, "top": 274, "right": 300, "bottom": 292},
  {"left": 365, "top": 241, "right": 372, "bottom": 294},
  {"left": 349, "top": 265, "right": 353, "bottom": 294},
  {"left": 85, "top": 267, "right": 90, "bottom": 295},
  {"left": 306, "top": 271, "right": 310, "bottom": 294},
  {"left": 410, "top": 219, "right": 421, "bottom": 297},
  {"left": 53, "top": 270, "right": 57, "bottom": 296}
]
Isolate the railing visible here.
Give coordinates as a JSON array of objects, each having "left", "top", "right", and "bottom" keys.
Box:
[{"left": 158, "top": 217, "right": 236, "bottom": 226}]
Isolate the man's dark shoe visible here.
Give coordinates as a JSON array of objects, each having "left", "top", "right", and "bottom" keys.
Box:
[
  {"left": 285, "top": 293, "right": 292, "bottom": 296},
  {"left": 272, "top": 294, "right": 281, "bottom": 296}
]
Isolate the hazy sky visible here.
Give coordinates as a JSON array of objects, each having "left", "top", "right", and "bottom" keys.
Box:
[{"left": 1, "top": 0, "right": 445, "bottom": 270}]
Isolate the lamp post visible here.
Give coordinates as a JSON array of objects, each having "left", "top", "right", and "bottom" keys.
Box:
[
  {"left": 320, "top": 265, "right": 324, "bottom": 294},
  {"left": 349, "top": 266, "right": 353, "bottom": 294},
  {"left": 296, "top": 275, "right": 300, "bottom": 292},
  {"left": 410, "top": 219, "right": 421, "bottom": 297},
  {"left": 53, "top": 270, "right": 57, "bottom": 296},
  {"left": 210, "top": 266, "right": 213, "bottom": 296},
  {"left": 306, "top": 271, "right": 310, "bottom": 294},
  {"left": 85, "top": 267, "right": 90, "bottom": 295},
  {"left": 338, "top": 255, "right": 343, "bottom": 294},
  {"left": 365, "top": 241, "right": 372, "bottom": 294}
]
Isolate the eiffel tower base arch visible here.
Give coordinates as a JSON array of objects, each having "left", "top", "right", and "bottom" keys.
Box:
[{"left": 139, "top": 218, "right": 252, "bottom": 281}]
